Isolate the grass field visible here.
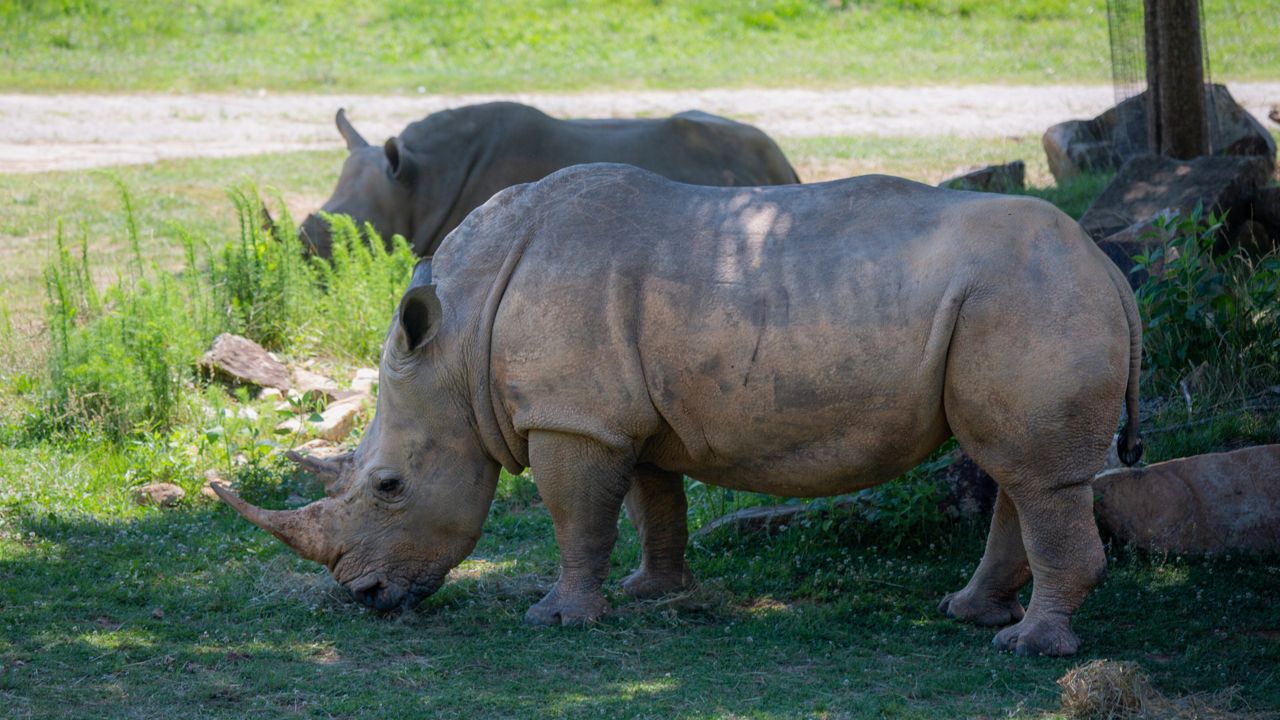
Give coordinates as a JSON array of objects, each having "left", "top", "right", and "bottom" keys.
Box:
[
  {"left": 2, "top": 449, "right": 1278, "bottom": 719},
  {"left": 2, "top": 0, "right": 1278, "bottom": 92}
]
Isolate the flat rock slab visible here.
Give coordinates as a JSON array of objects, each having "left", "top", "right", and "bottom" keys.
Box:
[
  {"left": 1093, "top": 445, "right": 1280, "bottom": 554},
  {"left": 291, "top": 368, "right": 340, "bottom": 400},
  {"left": 199, "top": 333, "right": 291, "bottom": 391},
  {"left": 1080, "top": 154, "right": 1272, "bottom": 240},
  {"left": 134, "top": 482, "right": 185, "bottom": 507}
]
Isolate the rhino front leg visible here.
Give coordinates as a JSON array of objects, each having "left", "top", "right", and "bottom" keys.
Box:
[
  {"left": 622, "top": 465, "right": 695, "bottom": 599},
  {"left": 939, "top": 487, "right": 1030, "bottom": 626},
  {"left": 525, "top": 431, "right": 632, "bottom": 626}
]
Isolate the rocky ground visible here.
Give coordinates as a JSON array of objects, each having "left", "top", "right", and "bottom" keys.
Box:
[{"left": 3, "top": 83, "right": 1277, "bottom": 173}]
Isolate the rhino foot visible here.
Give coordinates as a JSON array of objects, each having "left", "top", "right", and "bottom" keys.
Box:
[
  {"left": 525, "top": 584, "right": 609, "bottom": 626},
  {"left": 938, "top": 588, "right": 1025, "bottom": 627},
  {"left": 622, "top": 565, "right": 695, "bottom": 599},
  {"left": 992, "top": 616, "right": 1081, "bottom": 657}
]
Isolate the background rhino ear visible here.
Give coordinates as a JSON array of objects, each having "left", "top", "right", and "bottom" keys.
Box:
[
  {"left": 384, "top": 137, "right": 416, "bottom": 184},
  {"left": 396, "top": 283, "right": 442, "bottom": 353},
  {"left": 335, "top": 108, "right": 369, "bottom": 150}
]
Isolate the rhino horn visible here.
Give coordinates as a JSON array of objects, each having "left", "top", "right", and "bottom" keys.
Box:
[
  {"left": 285, "top": 449, "right": 353, "bottom": 496},
  {"left": 335, "top": 108, "right": 369, "bottom": 150},
  {"left": 211, "top": 483, "right": 339, "bottom": 566}
]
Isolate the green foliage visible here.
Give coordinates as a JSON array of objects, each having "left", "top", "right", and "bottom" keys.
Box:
[
  {"left": 34, "top": 183, "right": 416, "bottom": 440},
  {"left": 302, "top": 214, "right": 418, "bottom": 362},
  {"left": 1134, "top": 208, "right": 1280, "bottom": 395},
  {"left": 209, "top": 189, "right": 310, "bottom": 351},
  {"left": 42, "top": 190, "right": 205, "bottom": 438}
]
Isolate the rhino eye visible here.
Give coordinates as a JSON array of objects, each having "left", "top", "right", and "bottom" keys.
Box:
[{"left": 375, "top": 476, "right": 404, "bottom": 497}]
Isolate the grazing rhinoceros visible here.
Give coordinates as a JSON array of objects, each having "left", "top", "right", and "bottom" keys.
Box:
[
  {"left": 298, "top": 102, "right": 800, "bottom": 257},
  {"left": 217, "top": 164, "right": 1143, "bottom": 657}
]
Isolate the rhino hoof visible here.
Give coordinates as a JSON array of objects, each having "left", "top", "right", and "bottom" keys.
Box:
[
  {"left": 524, "top": 588, "right": 608, "bottom": 626},
  {"left": 938, "top": 589, "right": 1025, "bottom": 627},
  {"left": 622, "top": 566, "right": 696, "bottom": 599},
  {"left": 992, "top": 618, "right": 1081, "bottom": 657}
]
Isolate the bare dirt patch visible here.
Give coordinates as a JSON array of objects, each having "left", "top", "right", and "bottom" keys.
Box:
[{"left": 4, "top": 84, "right": 1277, "bottom": 173}]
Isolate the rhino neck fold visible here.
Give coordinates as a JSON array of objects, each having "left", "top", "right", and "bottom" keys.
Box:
[{"left": 469, "top": 229, "right": 533, "bottom": 474}]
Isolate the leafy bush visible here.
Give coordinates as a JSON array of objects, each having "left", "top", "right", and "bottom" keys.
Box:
[
  {"left": 300, "top": 213, "right": 417, "bottom": 362},
  {"left": 1133, "top": 207, "right": 1280, "bottom": 395},
  {"left": 43, "top": 194, "right": 206, "bottom": 438},
  {"left": 38, "top": 183, "right": 417, "bottom": 439}
]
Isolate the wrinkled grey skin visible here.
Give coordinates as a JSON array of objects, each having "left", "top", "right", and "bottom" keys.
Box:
[
  {"left": 224, "top": 164, "right": 1143, "bottom": 657},
  {"left": 298, "top": 102, "right": 800, "bottom": 256}
]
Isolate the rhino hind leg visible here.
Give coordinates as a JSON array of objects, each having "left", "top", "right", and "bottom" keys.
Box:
[
  {"left": 938, "top": 488, "right": 1030, "bottom": 627},
  {"left": 525, "top": 431, "right": 633, "bottom": 626},
  {"left": 939, "top": 285, "right": 1121, "bottom": 656},
  {"left": 986, "top": 479, "right": 1105, "bottom": 657},
  {"left": 622, "top": 466, "right": 695, "bottom": 599}
]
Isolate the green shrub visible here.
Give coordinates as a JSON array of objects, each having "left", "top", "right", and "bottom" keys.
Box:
[
  {"left": 37, "top": 183, "right": 418, "bottom": 439},
  {"left": 301, "top": 214, "right": 417, "bottom": 363},
  {"left": 42, "top": 191, "right": 207, "bottom": 438},
  {"left": 209, "top": 189, "right": 311, "bottom": 351},
  {"left": 1134, "top": 207, "right": 1280, "bottom": 395}
]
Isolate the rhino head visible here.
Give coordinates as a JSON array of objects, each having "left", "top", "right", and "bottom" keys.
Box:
[
  {"left": 299, "top": 109, "right": 422, "bottom": 257},
  {"left": 215, "top": 265, "right": 501, "bottom": 610}
]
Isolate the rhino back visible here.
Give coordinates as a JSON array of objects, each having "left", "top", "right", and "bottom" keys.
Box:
[
  {"left": 401, "top": 104, "right": 798, "bottom": 254},
  {"left": 468, "top": 165, "right": 1114, "bottom": 495}
]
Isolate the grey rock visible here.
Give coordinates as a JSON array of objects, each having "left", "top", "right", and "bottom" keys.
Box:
[
  {"left": 1043, "top": 84, "right": 1276, "bottom": 183},
  {"left": 199, "top": 333, "right": 291, "bottom": 391},
  {"left": 939, "top": 161, "right": 1025, "bottom": 193},
  {"left": 1080, "top": 154, "right": 1272, "bottom": 240}
]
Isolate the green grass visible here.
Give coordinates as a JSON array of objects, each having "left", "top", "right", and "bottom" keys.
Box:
[
  {"left": 1, "top": 445, "right": 1277, "bottom": 719},
  {"left": 2, "top": 0, "right": 1278, "bottom": 92}
]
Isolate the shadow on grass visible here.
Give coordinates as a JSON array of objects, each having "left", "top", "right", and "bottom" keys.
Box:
[{"left": 1, "top": 501, "right": 1278, "bottom": 718}]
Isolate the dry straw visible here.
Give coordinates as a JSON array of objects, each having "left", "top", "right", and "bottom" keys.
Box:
[{"left": 1057, "top": 659, "right": 1247, "bottom": 719}]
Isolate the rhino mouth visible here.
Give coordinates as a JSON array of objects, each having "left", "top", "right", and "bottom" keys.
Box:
[{"left": 343, "top": 571, "right": 445, "bottom": 613}]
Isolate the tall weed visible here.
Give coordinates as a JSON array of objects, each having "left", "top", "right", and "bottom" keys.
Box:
[
  {"left": 37, "top": 184, "right": 417, "bottom": 439},
  {"left": 1133, "top": 208, "right": 1280, "bottom": 395}
]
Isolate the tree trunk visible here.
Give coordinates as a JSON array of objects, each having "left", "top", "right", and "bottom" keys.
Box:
[{"left": 1143, "top": 0, "right": 1209, "bottom": 159}]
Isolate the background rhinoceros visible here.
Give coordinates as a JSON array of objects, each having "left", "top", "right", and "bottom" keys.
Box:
[
  {"left": 298, "top": 102, "right": 800, "bottom": 256},
  {"left": 220, "top": 163, "right": 1143, "bottom": 658}
]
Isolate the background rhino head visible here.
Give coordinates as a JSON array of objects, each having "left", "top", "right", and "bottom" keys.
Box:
[
  {"left": 298, "top": 109, "right": 419, "bottom": 257},
  {"left": 216, "top": 267, "right": 500, "bottom": 610}
]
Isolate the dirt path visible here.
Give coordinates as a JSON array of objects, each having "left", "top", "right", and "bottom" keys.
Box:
[{"left": 3, "top": 84, "right": 1276, "bottom": 174}]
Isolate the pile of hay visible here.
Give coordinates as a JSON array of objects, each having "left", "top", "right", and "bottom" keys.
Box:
[{"left": 1057, "top": 659, "right": 1245, "bottom": 719}]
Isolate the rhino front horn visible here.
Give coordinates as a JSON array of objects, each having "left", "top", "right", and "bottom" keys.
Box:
[{"left": 211, "top": 483, "right": 339, "bottom": 567}]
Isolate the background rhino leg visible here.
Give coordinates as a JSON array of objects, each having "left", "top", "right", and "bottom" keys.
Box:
[
  {"left": 525, "top": 431, "right": 633, "bottom": 627},
  {"left": 938, "top": 488, "right": 1031, "bottom": 626},
  {"left": 622, "top": 465, "right": 695, "bottom": 599}
]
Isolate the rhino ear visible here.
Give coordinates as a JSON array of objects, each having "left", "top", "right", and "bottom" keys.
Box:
[
  {"left": 336, "top": 108, "right": 369, "bottom": 150},
  {"left": 384, "top": 137, "right": 417, "bottom": 185},
  {"left": 396, "top": 283, "right": 442, "bottom": 354}
]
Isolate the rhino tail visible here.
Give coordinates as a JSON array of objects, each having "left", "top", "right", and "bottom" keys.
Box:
[{"left": 1103, "top": 257, "right": 1144, "bottom": 466}]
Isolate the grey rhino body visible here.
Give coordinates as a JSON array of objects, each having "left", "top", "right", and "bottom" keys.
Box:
[
  {"left": 219, "top": 164, "right": 1142, "bottom": 658},
  {"left": 299, "top": 102, "right": 800, "bottom": 256}
]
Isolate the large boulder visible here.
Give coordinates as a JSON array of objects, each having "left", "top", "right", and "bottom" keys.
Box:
[
  {"left": 199, "top": 333, "right": 291, "bottom": 391},
  {"left": 1043, "top": 84, "right": 1277, "bottom": 183},
  {"left": 1092, "top": 445, "right": 1280, "bottom": 554},
  {"left": 1081, "top": 154, "right": 1272, "bottom": 246}
]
